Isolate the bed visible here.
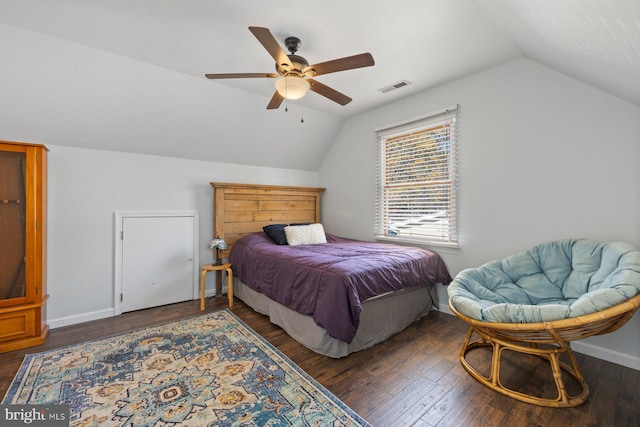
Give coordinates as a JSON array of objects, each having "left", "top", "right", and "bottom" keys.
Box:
[{"left": 211, "top": 182, "right": 452, "bottom": 357}]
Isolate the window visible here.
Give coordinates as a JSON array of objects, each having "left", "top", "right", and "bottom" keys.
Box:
[{"left": 375, "top": 105, "right": 458, "bottom": 247}]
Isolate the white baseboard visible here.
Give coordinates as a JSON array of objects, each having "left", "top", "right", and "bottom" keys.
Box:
[
  {"left": 437, "top": 304, "right": 454, "bottom": 316},
  {"left": 48, "top": 289, "right": 224, "bottom": 329},
  {"left": 48, "top": 308, "right": 115, "bottom": 329},
  {"left": 572, "top": 341, "right": 640, "bottom": 371},
  {"left": 436, "top": 303, "right": 640, "bottom": 371},
  {"left": 203, "top": 286, "right": 228, "bottom": 298}
]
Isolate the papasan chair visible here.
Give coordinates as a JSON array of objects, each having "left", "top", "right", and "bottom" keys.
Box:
[{"left": 448, "top": 239, "right": 640, "bottom": 407}]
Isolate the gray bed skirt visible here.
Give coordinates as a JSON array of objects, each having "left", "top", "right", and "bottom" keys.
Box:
[{"left": 233, "top": 279, "right": 437, "bottom": 358}]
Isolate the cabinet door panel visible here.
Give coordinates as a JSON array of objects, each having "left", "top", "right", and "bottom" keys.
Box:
[
  {"left": 0, "top": 141, "right": 48, "bottom": 353},
  {"left": 0, "top": 151, "right": 27, "bottom": 301},
  {"left": 0, "top": 308, "right": 35, "bottom": 343}
]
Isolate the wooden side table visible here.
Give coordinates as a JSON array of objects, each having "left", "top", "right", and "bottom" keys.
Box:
[{"left": 200, "top": 262, "right": 233, "bottom": 310}]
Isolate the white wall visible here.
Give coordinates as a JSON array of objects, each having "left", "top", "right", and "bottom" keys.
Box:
[
  {"left": 0, "top": 22, "right": 343, "bottom": 171},
  {"left": 319, "top": 58, "right": 640, "bottom": 369},
  {"left": 46, "top": 145, "right": 317, "bottom": 327}
]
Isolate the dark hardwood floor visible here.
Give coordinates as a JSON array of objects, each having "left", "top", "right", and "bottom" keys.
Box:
[{"left": 1, "top": 297, "right": 639, "bottom": 426}]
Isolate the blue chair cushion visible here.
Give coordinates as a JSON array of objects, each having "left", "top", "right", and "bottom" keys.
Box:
[{"left": 448, "top": 239, "right": 640, "bottom": 323}]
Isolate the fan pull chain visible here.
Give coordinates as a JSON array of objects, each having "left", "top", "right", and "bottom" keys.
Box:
[
  {"left": 300, "top": 96, "right": 304, "bottom": 123},
  {"left": 285, "top": 77, "right": 289, "bottom": 112}
]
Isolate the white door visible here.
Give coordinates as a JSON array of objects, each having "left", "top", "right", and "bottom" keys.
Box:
[{"left": 121, "top": 216, "right": 195, "bottom": 312}]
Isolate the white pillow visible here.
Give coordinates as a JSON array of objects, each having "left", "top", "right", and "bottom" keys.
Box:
[{"left": 285, "top": 223, "right": 327, "bottom": 246}]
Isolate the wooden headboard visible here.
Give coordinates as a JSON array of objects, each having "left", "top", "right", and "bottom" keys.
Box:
[{"left": 211, "top": 182, "right": 325, "bottom": 258}]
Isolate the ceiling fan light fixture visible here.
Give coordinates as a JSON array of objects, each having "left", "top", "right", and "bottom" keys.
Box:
[
  {"left": 275, "top": 76, "right": 310, "bottom": 100},
  {"left": 205, "top": 27, "right": 374, "bottom": 110}
]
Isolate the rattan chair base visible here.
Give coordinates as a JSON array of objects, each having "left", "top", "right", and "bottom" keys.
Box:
[
  {"left": 459, "top": 327, "right": 589, "bottom": 407},
  {"left": 450, "top": 294, "right": 640, "bottom": 408}
]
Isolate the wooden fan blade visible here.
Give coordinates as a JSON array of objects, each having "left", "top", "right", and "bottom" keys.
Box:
[
  {"left": 266, "top": 91, "right": 285, "bottom": 109},
  {"left": 205, "top": 73, "right": 278, "bottom": 79},
  {"left": 304, "top": 53, "right": 374, "bottom": 77},
  {"left": 308, "top": 79, "right": 352, "bottom": 106},
  {"left": 248, "top": 26, "right": 292, "bottom": 68}
]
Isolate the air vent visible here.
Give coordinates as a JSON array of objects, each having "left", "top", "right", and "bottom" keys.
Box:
[{"left": 379, "top": 80, "right": 411, "bottom": 94}]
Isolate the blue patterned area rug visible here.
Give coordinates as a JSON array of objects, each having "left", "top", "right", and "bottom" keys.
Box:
[{"left": 2, "top": 310, "right": 370, "bottom": 426}]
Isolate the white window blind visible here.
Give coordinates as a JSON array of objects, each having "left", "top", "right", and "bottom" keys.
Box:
[{"left": 375, "top": 105, "right": 459, "bottom": 247}]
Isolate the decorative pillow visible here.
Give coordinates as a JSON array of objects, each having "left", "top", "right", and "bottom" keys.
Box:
[
  {"left": 263, "top": 224, "right": 288, "bottom": 245},
  {"left": 285, "top": 223, "right": 327, "bottom": 246}
]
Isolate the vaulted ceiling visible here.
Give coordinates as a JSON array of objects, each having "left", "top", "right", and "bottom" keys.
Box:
[{"left": 1, "top": 0, "right": 638, "bottom": 170}]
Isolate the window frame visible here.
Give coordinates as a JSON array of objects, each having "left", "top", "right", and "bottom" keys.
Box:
[{"left": 374, "top": 104, "right": 459, "bottom": 249}]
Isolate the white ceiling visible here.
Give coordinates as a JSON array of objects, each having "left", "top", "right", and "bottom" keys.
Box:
[
  {"left": 477, "top": 0, "right": 640, "bottom": 108},
  {"left": 0, "top": 0, "right": 638, "bottom": 170}
]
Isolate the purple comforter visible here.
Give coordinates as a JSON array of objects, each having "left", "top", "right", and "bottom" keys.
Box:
[{"left": 230, "top": 232, "right": 452, "bottom": 343}]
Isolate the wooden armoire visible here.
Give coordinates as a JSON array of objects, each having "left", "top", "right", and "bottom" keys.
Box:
[{"left": 0, "top": 140, "right": 48, "bottom": 352}]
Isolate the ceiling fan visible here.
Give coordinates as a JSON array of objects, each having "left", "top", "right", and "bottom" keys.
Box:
[{"left": 205, "top": 26, "right": 375, "bottom": 110}]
